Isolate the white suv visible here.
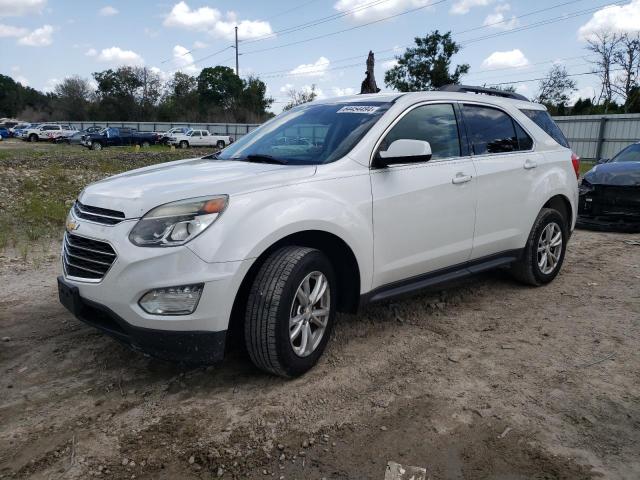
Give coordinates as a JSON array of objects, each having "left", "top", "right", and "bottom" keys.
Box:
[
  {"left": 58, "top": 87, "right": 579, "bottom": 377},
  {"left": 24, "top": 123, "right": 77, "bottom": 142}
]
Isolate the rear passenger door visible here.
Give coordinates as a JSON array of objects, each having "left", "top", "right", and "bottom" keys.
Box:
[
  {"left": 461, "top": 103, "right": 543, "bottom": 259},
  {"left": 370, "top": 102, "right": 477, "bottom": 288}
]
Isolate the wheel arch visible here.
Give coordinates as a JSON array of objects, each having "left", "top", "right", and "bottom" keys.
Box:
[
  {"left": 228, "top": 230, "right": 361, "bottom": 342},
  {"left": 542, "top": 194, "right": 573, "bottom": 229}
]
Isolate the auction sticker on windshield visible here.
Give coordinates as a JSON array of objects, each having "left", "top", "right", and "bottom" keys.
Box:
[{"left": 336, "top": 106, "right": 380, "bottom": 114}]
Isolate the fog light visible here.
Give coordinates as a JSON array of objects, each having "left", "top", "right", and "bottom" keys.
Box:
[{"left": 138, "top": 283, "right": 204, "bottom": 315}]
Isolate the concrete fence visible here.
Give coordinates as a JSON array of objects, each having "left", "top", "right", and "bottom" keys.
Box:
[
  {"left": 64, "top": 121, "right": 261, "bottom": 138},
  {"left": 553, "top": 113, "right": 640, "bottom": 161}
]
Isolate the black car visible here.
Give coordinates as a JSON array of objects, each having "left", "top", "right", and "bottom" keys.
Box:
[{"left": 578, "top": 143, "right": 640, "bottom": 232}]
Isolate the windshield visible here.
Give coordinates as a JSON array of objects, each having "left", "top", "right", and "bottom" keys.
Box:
[
  {"left": 217, "top": 101, "right": 393, "bottom": 165},
  {"left": 611, "top": 143, "right": 640, "bottom": 163}
]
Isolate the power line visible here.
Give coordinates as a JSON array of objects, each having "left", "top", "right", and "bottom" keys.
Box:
[
  {"left": 247, "top": 1, "right": 618, "bottom": 78},
  {"left": 241, "top": 0, "right": 399, "bottom": 45},
  {"left": 263, "top": 0, "right": 322, "bottom": 22},
  {"left": 241, "top": 0, "right": 451, "bottom": 56}
]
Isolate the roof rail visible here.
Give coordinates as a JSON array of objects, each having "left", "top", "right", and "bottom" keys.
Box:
[{"left": 438, "top": 84, "right": 529, "bottom": 102}]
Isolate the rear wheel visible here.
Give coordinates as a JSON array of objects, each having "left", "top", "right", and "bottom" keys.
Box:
[
  {"left": 244, "top": 246, "right": 336, "bottom": 377},
  {"left": 511, "top": 208, "right": 567, "bottom": 286},
  {"left": 179, "top": 140, "right": 188, "bottom": 149},
  {"left": 216, "top": 140, "right": 225, "bottom": 149}
]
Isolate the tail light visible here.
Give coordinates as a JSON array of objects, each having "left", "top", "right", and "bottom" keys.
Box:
[{"left": 571, "top": 152, "right": 580, "bottom": 179}]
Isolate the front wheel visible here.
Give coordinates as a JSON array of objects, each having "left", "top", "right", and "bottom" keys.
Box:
[
  {"left": 29, "top": 134, "right": 38, "bottom": 142},
  {"left": 90, "top": 141, "right": 103, "bottom": 151},
  {"left": 141, "top": 141, "right": 150, "bottom": 148},
  {"left": 179, "top": 140, "right": 188, "bottom": 149},
  {"left": 511, "top": 208, "right": 568, "bottom": 286},
  {"left": 244, "top": 246, "right": 336, "bottom": 377}
]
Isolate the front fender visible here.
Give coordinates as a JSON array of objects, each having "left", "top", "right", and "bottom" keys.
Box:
[{"left": 187, "top": 174, "right": 374, "bottom": 293}]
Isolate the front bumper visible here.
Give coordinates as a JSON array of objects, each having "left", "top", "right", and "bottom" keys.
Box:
[
  {"left": 58, "top": 276, "right": 226, "bottom": 363},
  {"left": 59, "top": 215, "right": 254, "bottom": 361},
  {"left": 578, "top": 185, "right": 640, "bottom": 232}
]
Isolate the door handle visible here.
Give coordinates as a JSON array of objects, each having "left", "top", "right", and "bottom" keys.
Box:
[
  {"left": 524, "top": 159, "right": 537, "bottom": 169},
  {"left": 452, "top": 173, "right": 472, "bottom": 184}
]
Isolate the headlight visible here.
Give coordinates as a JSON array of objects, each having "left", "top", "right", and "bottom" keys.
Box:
[
  {"left": 579, "top": 179, "right": 594, "bottom": 195},
  {"left": 129, "top": 195, "right": 228, "bottom": 247}
]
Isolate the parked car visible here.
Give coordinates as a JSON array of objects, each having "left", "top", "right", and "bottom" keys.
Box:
[
  {"left": 578, "top": 143, "right": 640, "bottom": 232},
  {"left": 168, "top": 129, "right": 233, "bottom": 149},
  {"left": 158, "top": 127, "right": 190, "bottom": 145},
  {"left": 23, "top": 124, "right": 78, "bottom": 142},
  {"left": 55, "top": 126, "right": 104, "bottom": 145},
  {"left": 58, "top": 86, "right": 579, "bottom": 377},
  {"left": 0, "top": 128, "right": 9, "bottom": 139},
  {"left": 9, "top": 122, "right": 29, "bottom": 136},
  {"left": 13, "top": 123, "right": 39, "bottom": 139},
  {"left": 80, "top": 127, "right": 158, "bottom": 150}
]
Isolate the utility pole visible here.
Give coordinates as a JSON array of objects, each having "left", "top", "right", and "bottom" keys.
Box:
[{"left": 235, "top": 26, "right": 239, "bottom": 76}]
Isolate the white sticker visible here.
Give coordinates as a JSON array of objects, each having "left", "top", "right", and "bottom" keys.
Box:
[{"left": 337, "top": 105, "right": 380, "bottom": 114}]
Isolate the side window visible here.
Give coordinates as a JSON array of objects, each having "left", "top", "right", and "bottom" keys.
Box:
[
  {"left": 514, "top": 123, "right": 533, "bottom": 150},
  {"left": 379, "top": 103, "right": 461, "bottom": 160},
  {"left": 520, "top": 109, "right": 570, "bottom": 148},
  {"left": 192, "top": 131, "right": 201, "bottom": 137},
  {"left": 202, "top": 131, "right": 209, "bottom": 137},
  {"left": 462, "top": 105, "right": 521, "bottom": 154}
]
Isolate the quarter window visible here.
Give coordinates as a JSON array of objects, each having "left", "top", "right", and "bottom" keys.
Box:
[
  {"left": 462, "top": 105, "right": 529, "bottom": 154},
  {"left": 379, "top": 103, "right": 461, "bottom": 160}
]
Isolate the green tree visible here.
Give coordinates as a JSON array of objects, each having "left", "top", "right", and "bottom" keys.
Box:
[
  {"left": 238, "top": 76, "right": 273, "bottom": 121},
  {"left": 93, "top": 67, "right": 143, "bottom": 120},
  {"left": 53, "top": 76, "right": 93, "bottom": 120},
  {"left": 197, "top": 66, "right": 244, "bottom": 115},
  {"left": 384, "top": 31, "right": 470, "bottom": 92},
  {"left": 0, "top": 74, "right": 52, "bottom": 119}
]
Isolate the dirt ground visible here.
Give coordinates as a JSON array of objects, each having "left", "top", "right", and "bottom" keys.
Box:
[{"left": 1, "top": 228, "right": 639, "bottom": 480}]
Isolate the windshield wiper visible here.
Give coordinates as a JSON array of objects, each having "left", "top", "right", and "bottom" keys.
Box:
[{"left": 243, "top": 154, "right": 289, "bottom": 165}]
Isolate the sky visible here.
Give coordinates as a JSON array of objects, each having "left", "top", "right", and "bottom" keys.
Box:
[{"left": 1, "top": 0, "right": 639, "bottom": 114}]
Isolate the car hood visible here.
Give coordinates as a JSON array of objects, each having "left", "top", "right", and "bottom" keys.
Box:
[
  {"left": 79, "top": 157, "right": 317, "bottom": 218},
  {"left": 583, "top": 161, "right": 640, "bottom": 187}
]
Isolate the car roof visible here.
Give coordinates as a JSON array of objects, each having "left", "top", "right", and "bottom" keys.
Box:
[{"left": 312, "top": 91, "right": 546, "bottom": 111}]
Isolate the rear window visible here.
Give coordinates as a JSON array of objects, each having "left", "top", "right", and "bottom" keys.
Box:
[{"left": 520, "top": 109, "right": 569, "bottom": 148}]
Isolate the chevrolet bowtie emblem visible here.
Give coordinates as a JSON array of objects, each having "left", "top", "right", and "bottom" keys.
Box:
[{"left": 66, "top": 220, "right": 80, "bottom": 232}]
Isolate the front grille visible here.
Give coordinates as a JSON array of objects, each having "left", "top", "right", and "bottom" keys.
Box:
[
  {"left": 63, "top": 233, "right": 117, "bottom": 281},
  {"left": 596, "top": 186, "right": 640, "bottom": 215},
  {"left": 73, "top": 200, "right": 125, "bottom": 225}
]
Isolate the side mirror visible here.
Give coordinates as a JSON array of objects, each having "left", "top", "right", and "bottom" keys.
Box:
[
  {"left": 597, "top": 157, "right": 609, "bottom": 164},
  {"left": 374, "top": 139, "right": 432, "bottom": 168}
]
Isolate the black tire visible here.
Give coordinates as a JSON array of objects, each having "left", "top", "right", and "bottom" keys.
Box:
[
  {"left": 511, "top": 208, "right": 568, "bottom": 286},
  {"left": 91, "top": 141, "right": 103, "bottom": 151},
  {"left": 216, "top": 140, "right": 225, "bottom": 149},
  {"left": 141, "top": 141, "right": 150, "bottom": 148},
  {"left": 29, "top": 134, "right": 38, "bottom": 142},
  {"left": 180, "top": 140, "right": 188, "bottom": 149},
  {"left": 244, "top": 246, "right": 336, "bottom": 377}
]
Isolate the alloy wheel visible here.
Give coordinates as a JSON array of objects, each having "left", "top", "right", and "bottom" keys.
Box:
[
  {"left": 537, "top": 222, "right": 562, "bottom": 275},
  {"left": 289, "top": 271, "right": 330, "bottom": 357}
]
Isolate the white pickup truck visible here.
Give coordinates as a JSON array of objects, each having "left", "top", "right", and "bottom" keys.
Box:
[
  {"left": 168, "top": 129, "right": 233, "bottom": 149},
  {"left": 23, "top": 124, "right": 78, "bottom": 142}
]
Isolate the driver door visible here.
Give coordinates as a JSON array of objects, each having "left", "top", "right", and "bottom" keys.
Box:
[{"left": 370, "top": 102, "right": 477, "bottom": 289}]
